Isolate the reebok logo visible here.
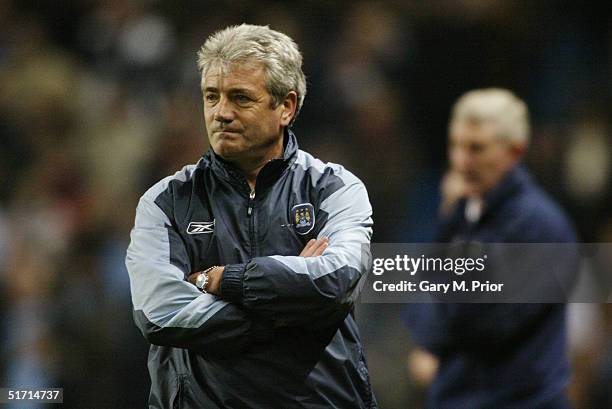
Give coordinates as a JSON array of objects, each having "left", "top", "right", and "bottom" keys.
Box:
[{"left": 186, "top": 221, "right": 215, "bottom": 234}]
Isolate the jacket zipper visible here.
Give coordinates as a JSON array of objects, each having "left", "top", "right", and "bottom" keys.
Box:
[
  {"left": 247, "top": 189, "right": 256, "bottom": 257},
  {"left": 247, "top": 189, "right": 255, "bottom": 216}
]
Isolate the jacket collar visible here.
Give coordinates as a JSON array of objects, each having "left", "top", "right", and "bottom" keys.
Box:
[
  {"left": 481, "top": 164, "right": 529, "bottom": 217},
  {"left": 436, "top": 164, "right": 530, "bottom": 241},
  {"left": 202, "top": 128, "right": 299, "bottom": 194}
]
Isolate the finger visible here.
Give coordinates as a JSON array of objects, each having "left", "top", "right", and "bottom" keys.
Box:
[
  {"left": 312, "top": 241, "right": 328, "bottom": 256},
  {"left": 309, "top": 237, "right": 329, "bottom": 257},
  {"left": 300, "top": 238, "right": 324, "bottom": 257},
  {"left": 299, "top": 239, "right": 316, "bottom": 256},
  {"left": 187, "top": 272, "right": 199, "bottom": 284},
  {"left": 304, "top": 238, "right": 316, "bottom": 250}
]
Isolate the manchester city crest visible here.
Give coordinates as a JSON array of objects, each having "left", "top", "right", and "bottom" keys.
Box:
[{"left": 291, "top": 203, "right": 315, "bottom": 235}]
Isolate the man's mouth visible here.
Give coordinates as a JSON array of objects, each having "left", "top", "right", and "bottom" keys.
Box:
[{"left": 215, "top": 129, "right": 242, "bottom": 138}]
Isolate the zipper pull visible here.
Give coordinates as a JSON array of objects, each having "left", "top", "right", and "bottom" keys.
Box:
[{"left": 247, "top": 190, "right": 255, "bottom": 216}]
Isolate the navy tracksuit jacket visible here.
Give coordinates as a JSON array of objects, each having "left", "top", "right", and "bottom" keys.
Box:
[
  {"left": 126, "top": 131, "right": 377, "bottom": 408},
  {"left": 404, "top": 165, "right": 577, "bottom": 409}
]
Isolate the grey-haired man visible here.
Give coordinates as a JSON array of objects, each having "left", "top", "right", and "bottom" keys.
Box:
[
  {"left": 126, "top": 24, "right": 377, "bottom": 409},
  {"left": 404, "top": 89, "right": 576, "bottom": 409}
]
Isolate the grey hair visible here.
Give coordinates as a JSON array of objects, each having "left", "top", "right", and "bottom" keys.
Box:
[
  {"left": 197, "top": 24, "right": 307, "bottom": 126},
  {"left": 450, "top": 88, "right": 530, "bottom": 145}
]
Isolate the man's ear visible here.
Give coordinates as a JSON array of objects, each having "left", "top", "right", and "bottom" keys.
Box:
[
  {"left": 510, "top": 142, "right": 527, "bottom": 161},
  {"left": 280, "top": 91, "right": 298, "bottom": 126}
]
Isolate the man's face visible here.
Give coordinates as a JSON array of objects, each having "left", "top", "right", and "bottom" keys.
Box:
[
  {"left": 448, "top": 120, "right": 520, "bottom": 197},
  {"left": 202, "top": 61, "right": 289, "bottom": 164}
]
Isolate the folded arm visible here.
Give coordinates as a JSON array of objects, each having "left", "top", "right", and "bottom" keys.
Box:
[
  {"left": 126, "top": 196, "right": 273, "bottom": 357},
  {"left": 213, "top": 178, "right": 373, "bottom": 329}
]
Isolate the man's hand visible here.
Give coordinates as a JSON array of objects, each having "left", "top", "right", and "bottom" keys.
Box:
[
  {"left": 187, "top": 266, "right": 224, "bottom": 295},
  {"left": 299, "top": 237, "right": 329, "bottom": 257},
  {"left": 440, "top": 169, "right": 468, "bottom": 216},
  {"left": 407, "top": 347, "right": 439, "bottom": 386}
]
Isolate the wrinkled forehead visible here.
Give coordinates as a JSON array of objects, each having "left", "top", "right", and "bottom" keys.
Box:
[
  {"left": 201, "top": 58, "right": 266, "bottom": 88},
  {"left": 449, "top": 119, "right": 500, "bottom": 144}
]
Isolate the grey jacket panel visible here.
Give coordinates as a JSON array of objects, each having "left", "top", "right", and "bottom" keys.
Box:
[{"left": 126, "top": 131, "right": 377, "bottom": 408}]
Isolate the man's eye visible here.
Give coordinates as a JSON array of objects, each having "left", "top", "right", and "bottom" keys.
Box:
[
  {"left": 469, "top": 143, "right": 484, "bottom": 153},
  {"left": 235, "top": 95, "right": 251, "bottom": 103},
  {"left": 205, "top": 94, "right": 218, "bottom": 102}
]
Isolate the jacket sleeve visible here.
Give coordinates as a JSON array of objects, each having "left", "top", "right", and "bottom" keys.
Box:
[
  {"left": 220, "top": 176, "right": 373, "bottom": 330},
  {"left": 126, "top": 195, "right": 273, "bottom": 357}
]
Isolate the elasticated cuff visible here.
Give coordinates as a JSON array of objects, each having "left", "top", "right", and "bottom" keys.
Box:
[{"left": 221, "top": 263, "right": 246, "bottom": 303}]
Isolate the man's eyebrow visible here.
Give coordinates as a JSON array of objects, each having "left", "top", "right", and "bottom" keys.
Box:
[
  {"left": 203, "top": 86, "right": 256, "bottom": 94},
  {"left": 228, "top": 87, "right": 256, "bottom": 95}
]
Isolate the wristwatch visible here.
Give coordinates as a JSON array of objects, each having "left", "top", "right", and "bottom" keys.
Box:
[{"left": 195, "top": 266, "right": 216, "bottom": 293}]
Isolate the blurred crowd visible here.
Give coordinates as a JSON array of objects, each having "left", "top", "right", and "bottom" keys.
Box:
[{"left": 0, "top": 1, "right": 609, "bottom": 408}]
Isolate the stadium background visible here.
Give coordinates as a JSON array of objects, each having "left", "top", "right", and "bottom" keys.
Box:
[{"left": 0, "top": 1, "right": 610, "bottom": 408}]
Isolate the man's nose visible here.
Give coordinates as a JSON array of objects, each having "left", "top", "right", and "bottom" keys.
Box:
[{"left": 214, "top": 96, "right": 234, "bottom": 123}]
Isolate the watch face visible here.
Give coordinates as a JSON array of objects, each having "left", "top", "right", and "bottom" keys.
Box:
[{"left": 196, "top": 273, "right": 205, "bottom": 289}]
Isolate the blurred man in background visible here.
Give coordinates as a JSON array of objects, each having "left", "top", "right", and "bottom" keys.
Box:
[
  {"left": 126, "top": 24, "right": 376, "bottom": 408},
  {"left": 404, "top": 88, "right": 577, "bottom": 409}
]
